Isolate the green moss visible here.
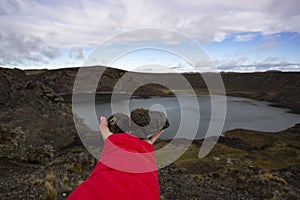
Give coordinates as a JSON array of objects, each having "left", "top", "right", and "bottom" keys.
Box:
[
  {"left": 207, "top": 143, "right": 248, "bottom": 162},
  {"left": 68, "top": 163, "right": 82, "bottom": 174},
  {"left": 174, "top": 143, "right": 200, "bottom": 165},
  {"left": 246, "top": 131, "right": 300, "bottom": 171},
  {"left": 192, "top": 174, "right": 203, "bottom": 181},
  {"left": 173, "top": 142, "right": 249, "bottom": 173},
  {"left": 157, "top": 127, "right": 300, "bottom": 174},
  {"left": 260, "top": 173, "right": 287, "bottom": 185}
]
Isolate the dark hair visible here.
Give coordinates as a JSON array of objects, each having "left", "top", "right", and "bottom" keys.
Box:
[{"left": 107, "top": 108, "right": 170, "bottom": 139}]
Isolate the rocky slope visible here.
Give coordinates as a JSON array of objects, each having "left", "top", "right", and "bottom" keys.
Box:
[
  {"left": 0, "top": 67, "right": 97, "bottom": 164},
  {"left": 220, "top": 72, "right": 300, "bottom": 113},
  {"left": 157, "top": 124, "right": 300, "bottom": 199},
  {"left": 0, "top": 66, "right": 299, "bottom": 199},
  {"left": 1, "top": 124, "right": 299, "bottom": 199}
]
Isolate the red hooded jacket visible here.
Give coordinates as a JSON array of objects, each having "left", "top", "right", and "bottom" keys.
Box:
[{"left": 68, "top": 133, "right": 160, "bottom": 200}]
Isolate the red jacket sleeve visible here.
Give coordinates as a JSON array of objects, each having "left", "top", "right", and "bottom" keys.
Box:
[{"left": 68, "top": 134, "right": 160, "bottom": 200}]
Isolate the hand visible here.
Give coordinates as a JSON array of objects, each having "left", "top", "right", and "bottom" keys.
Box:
[
  {"left": 99, "top": 116, "right": 113, "bottom": 141},
  {"left": 144, "top": 130, "right": 164, "bottom": 145}
]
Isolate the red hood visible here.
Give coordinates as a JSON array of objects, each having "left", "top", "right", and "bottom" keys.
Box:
[{"left": 104, "top": 133, "right": 155, "bottom": 153}]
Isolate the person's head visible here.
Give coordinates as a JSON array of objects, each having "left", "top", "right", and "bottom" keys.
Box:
[{"left": 107, "top": 107, "right": 170, "bottom": 139}]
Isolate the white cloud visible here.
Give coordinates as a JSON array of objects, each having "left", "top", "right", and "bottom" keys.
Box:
[
  {"left": 217, "top": 63, "right": 300, "bottom": 72},
  {"left": 262, "top": 56, "right": 285, "bottom": 63},
  {"left": 0, "top": 0, "right": 300, "bottom": 68},
  {"left": 214, "top": 32, "right": 227, "bottom": 42},
  {"left": 256, "top": 42, "right": 280, "bottom": 51},
  {"left": 234, "top": 33, "right": 258, "bottom": 42}
]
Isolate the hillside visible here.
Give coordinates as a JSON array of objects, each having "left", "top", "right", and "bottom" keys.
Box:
[
  {"left": 20, "top": 66, "right": 300, "bottom": 113},
  {"left": 0, "top": 66, "right": 299, "bottom": 199}
]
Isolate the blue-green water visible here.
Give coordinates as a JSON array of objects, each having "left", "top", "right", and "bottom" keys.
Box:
[{"left": 71, "top": 94, "right": 300, "bottom": 139}]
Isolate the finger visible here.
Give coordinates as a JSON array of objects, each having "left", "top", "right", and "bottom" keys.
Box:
[
  {"left": 99, "top": 116, "right": 112, "bottom": 141},
  {"left": 100, "top": 116, "right": 108, "bottom": 128}
]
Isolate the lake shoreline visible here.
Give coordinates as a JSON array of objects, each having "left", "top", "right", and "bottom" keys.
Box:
[
  {"left": 60, "top": 91, "right": 300, "bottom": 114},
  {"left": 65, "top": 92, "right": 300, "bottom": 139}
]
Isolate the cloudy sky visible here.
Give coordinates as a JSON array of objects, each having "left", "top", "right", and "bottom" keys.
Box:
[{"left": 1, "top": 0, "right": 300, "bottom": 72}]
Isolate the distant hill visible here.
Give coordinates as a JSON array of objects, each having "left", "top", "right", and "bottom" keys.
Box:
[{"left": 13, "top": 66, "right": 299, "bottom": 113}]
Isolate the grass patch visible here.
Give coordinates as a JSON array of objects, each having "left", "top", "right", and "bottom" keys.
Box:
[
  {"left": 156, "top": 128, "right": 300, "bottom": 174},
  {"left": 43, "top": 181, "right": 57, "bottom": 200},
  {"left": 173, "top": 142, "right": 248, "bottom": 173},
  {"left": 260, "top": 173, "right": 287, "bottom": 185}
]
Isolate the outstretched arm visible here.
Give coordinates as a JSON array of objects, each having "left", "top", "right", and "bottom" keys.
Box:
[
  {"left": 144, "top": 130, "right": 164, "bottom": 145},
  {"left": 99, "top": 116, "right": 113, "bottom": 141}
]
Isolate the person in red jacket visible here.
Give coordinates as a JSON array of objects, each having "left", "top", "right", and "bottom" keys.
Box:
[{"left": 68, "top": 108, "right": 169, "bottom": 200}]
